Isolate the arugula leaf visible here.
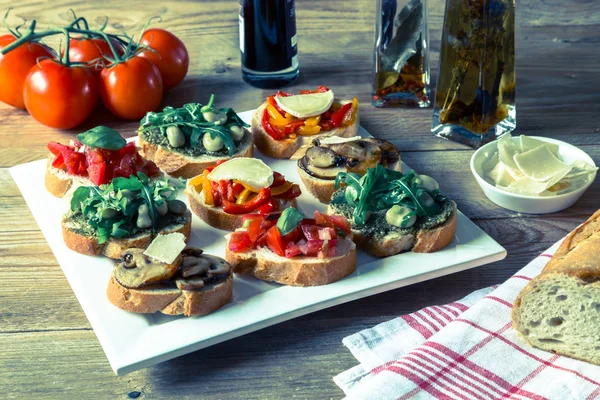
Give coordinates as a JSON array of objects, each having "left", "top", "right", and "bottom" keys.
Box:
[
  {"left": 112, "top": 176, "right": 144, "bottom": 191},
  {"left": 277, "top": 208, "right": 306, "bottom": 236},
  {"left": 77, "top": 126, "right": 127, "bottom": 150},
  {"left": 71, "top": 187, "right": 91, "bottom": 211}
]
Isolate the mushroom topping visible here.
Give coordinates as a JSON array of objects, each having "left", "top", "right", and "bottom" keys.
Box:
[
  {"left": 363, "top": 138, "right": 400, "bottom": 167},
  {"left": 176, "top": 277, "right": 205, "bottom": 291},
  {"left": 202, "top": 254, "right": 232, "bottom": 277},
  {"left": 114, "top": 248, "right": 180, "bottom": 289},
  {"left": 181, "top": 256, "right": 211, "bottom": 278},
  {"left": 175, "top": 251, "right": 231, "bottom": 290},
  {"left": 299, "top": 157, "right": 347, "bottom": 180},
  {"left": 305, "top": 146, "right": 339, "bottom": 168}
]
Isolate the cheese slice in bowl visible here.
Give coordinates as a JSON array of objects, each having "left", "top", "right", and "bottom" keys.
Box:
[
  {"left": 514, "top": 145, "right": 571, "bottom": 182},
  {"left": 275, "top": 90, "right": 335, "bottom": 118}
]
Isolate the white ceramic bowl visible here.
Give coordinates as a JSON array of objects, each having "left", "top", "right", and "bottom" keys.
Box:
[{"left": 470, "top": 136, "right": 597, "bottom": 214}]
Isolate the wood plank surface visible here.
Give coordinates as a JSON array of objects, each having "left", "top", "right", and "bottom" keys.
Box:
[{"left": 0, "top": 0, "right": 599, "bottom": 398}]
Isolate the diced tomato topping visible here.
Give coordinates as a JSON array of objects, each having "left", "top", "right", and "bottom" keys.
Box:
[
  {"left": 118, "top": 142, "right": 137, "bottom": 157},
  {"left": 328, "top": 214, "right": 352, "bottom": 235},
  {"left": 113, "top": 152, "right": 136, "bottom": 178},
  {"left": 306, "top": 239, "right": 325, "bottom": 257},
  {"left": 265, "top": 226, "right": 284, "bottom": 256},
  {"left": 314, "top": 211, "right": 335, "bottom": 228},
  {"left": 301, "top": 224, "right": 320, "bottom": 241},
  {"left": 228, "top": 231, "right": 253, "bottom": 252},
  {"left": 51, "top": 154, "right": 65, "bottom": 169},
  {"left": 246, "top": 218, "right": 263, "bottom": 243},
  {"left": 317, "top": 226, "right": 337, "bottom": 240},
  {"left": 281, "top": 225, "right": 303, "bottom": 246},
  {"left": 87, "top": 162, "right": 107, "bottom": 185},
  {"left": 284, "top": 242, "right": 302, "bottom": 258},
  {"left": 260, "top": 213, "right": 280, "bottom": 231},
  {"left": 242, "top": 213, "right": 264, "bottom": 223}
]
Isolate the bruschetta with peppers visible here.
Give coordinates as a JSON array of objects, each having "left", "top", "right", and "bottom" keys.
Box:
[
  {"left": 225, "top": 208, "right": 357, "bottom": 286},
  {"left": 46, "top": 126, "right": 160, "bottom": 198},
  {"left": 251, "top": 86, "right": 359, "bottom": 159},
  {"left": 185, "top": 158, "right": 301, "bottom": 231}
]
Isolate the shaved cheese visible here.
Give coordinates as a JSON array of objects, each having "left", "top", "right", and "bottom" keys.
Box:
[
  {"left": 513, "top": 145, "right": 571, "bottom": 182},
  {"left": 486, "top": 162, "right": 515, "bottom": 187},
  {"left": 319, "top": 136, "right": 363, "bottom": 145},
  {"left": 497, "top": 134, "right": 520, "bottom": 170},
  {"left": 520, "top": 135, "right": 559, "bottom": 156},
  {"left": 143, "top": 233, "right": 186, "bottom": 264},
  {"left": 483, "top": 134, "right": 597, "bottom": 197}
]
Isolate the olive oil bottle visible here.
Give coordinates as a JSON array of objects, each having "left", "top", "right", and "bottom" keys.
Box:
[{"left": 432, "top": 0, "right": 516, "bottom": 148}]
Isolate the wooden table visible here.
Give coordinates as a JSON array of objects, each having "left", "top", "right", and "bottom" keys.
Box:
[{"left": 1, "top": 0, "right": 598, "bottom": 398}]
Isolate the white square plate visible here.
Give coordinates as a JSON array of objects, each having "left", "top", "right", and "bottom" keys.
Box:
[{"left": 9, "top": 110, "right": 506, "bottom": 375}]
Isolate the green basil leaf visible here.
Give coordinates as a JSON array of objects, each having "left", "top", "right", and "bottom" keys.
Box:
[
  {"left": 277, "top": 208, "right": 306, "bottom": 236},
  {"left": 77, "top": 126, "right": 126, "bottom": 150},
  {"left": 71, "top": 187, "right": 91, "bottom": 211}
]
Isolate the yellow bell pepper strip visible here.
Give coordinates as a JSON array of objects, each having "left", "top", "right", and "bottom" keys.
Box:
[
  {"left": 270, "top": 181, "right": 293, "bottom": 196},
  {"left": 189, "top": 175, "right": 204, "bottom": 192},
  {"left": 342, "top": 97, "right": 359, "bottom": 127},
  {"left": 296, "top": 124, "right": 322, "bottom": 136},
  {"left": 236, "top": 188, "right": 252, "bottom": 204},
  {"left": 304, "top": 115, "right": 321, "bottom": 127},
  {"left": 234, "top": 180, "right": 260, "bottom": 193},
  {"left": 266, "top": 104, "right": 294, "bottom": 128},
  {"left": 201, "top": 171, "right": 214, "bottom": 206}
]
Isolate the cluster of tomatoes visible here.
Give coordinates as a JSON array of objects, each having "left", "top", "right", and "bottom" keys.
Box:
[{"left": 0, "top": 24, "right": 189, "bottom": 129}]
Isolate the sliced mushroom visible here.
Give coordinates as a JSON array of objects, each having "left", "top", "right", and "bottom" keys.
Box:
[
  {"left": 332, "top": 140, "right": 381, "bottom": 175},
  {"left": 363, "top": 138, "right": 400, "bottom": 167},
  {"left": 305, "top": 146, "right": 340, "bottom": 168},
  {"left": 181, "top": 256, "right": 211, "bottom": 278},
  {"left": 202, "top": 254, "right": 231, "bottom": 277},
  {"left": 114, "top": 248, "right": 180, "bottom": 289},
  {"left": 299, "top": 157, "right": 347, "bottom": 180},
  {"left": 176, "top": 277, "right": 205, "bottom": 290}
]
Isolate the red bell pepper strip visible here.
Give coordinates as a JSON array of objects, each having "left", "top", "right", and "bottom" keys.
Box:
[
  {"left": 267, "top": 95, "right": 287, "bottom": 116},
  {"left": 330, "top": 103, "right": 352, "bottom": 127},
  {"left": 261, "top": 109, "right": 286, "bottom": 140},
  {"left": 284, "top": 120, "right": 305, "bottom": 135},
  {"left": 270, "top": 172, "right": 286, "bottom": 188},
  {"left": 257, "top": 198, "right": 279, "bottom": 215},
  {"left": 223, "top": 187, "right": 271, "bottom": 214}
]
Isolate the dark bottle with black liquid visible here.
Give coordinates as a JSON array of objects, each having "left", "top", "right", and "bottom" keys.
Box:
[{"left": 239, "top": 0, "right": 299, "bottom": 88}]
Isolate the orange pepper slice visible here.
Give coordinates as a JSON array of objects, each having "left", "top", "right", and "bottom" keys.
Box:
[
  {"left": 296, "top": 125, "right": 322, "bottom": 136},
  {"left": 201, "top": 171, "right": 214, "bottom": 206},
  {"left": 270, "top": 181, "right": 293, "bottom": 196}
]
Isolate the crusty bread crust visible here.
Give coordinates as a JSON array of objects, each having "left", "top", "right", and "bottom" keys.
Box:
[
  {"left": 45, "top": 156, "right": 92, "bottom": 198},
  {"left": 225, "top": 237, "right": 356, "bottom": 286},
  {"left": 251, "top": 102, "right": 360, "bottom": 159},
  {"left": 185, "top": 181, "right": 297, "bottom": 231},
  {"left": 297, "top": 157, "right": 402, "bottom": 204},
  {"left": 107, "top": 273, "right": 233, "bottom": 316},
  {"left": 139, "top": 129, "right": 254, "bottom": 179},
  {"left": 62, "top": 210, "right": 192, "bottom": 259},
  {"left": 511, "top": 208, "right": 600, "bottom": 365},
  {"left": 327, "top": 201, "right": 457, "bottom": 257}
]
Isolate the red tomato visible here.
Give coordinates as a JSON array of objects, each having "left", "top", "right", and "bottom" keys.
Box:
[
  {"left": 23, "top": 59, "right": 98, "bottom": 129},
  {"left": 88, "top": 162, "right": 107, "bottom": 185},
  {"left": 266, "top": 226, "right": 284, "bottom": 256},
  {"left": 229, "top": 231, "right": 252, "bottom": 252},
  {"left": 138, "top": 28, "right": 189, "bottom": 90},
  {"left": 68, "top": 37, "right": 122, "bottom": 68},
  {"left": 0, "top": 35, "right": 54, "bottom": 109},
  {"left": 99, "top": 57, "right": 163, "bottom": 120}
]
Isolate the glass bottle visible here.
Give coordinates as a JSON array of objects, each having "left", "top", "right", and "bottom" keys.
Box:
[
  {"left": 239, "top": 0, "right": 299, "bottom": 88},
  {"left": 432, "top": 0, "right": 516, "bottom": 148},
  {"left": 372, "top": 0, "right": 431, "bottom": 108}
]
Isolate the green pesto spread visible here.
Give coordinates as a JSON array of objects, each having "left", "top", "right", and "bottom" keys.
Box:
[{"left": 329, "top": 192, "right": 454, "bottom": 240}]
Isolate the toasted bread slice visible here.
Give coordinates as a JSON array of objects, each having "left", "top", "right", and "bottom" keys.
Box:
[
  {"left": 139, "top": 129, "right": 254, "bottom": 179},
  {"left": 225, "top": 236, "right": 357, "bottom": 286},
  {"left": 327, "top": 201, "right": 457, "bottom": 257},
  {"left": 107, "top": 273, "right": 233, "bottom": 317},
  {"left": 251, "top": 102, "right": 359, "bottom": 159},
  {"left": 45, "top": 156, "right": 93, "bottom": 198},
  {"left": 185, "top": 182, "right": 297, "bottom": 231},
  {"left": 62, "top": 210, "right": 192, "bottom": 259}
]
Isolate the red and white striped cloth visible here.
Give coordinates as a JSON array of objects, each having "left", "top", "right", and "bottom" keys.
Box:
[{"left": 334, "top": 240, "right": 600, "bottom": 399}]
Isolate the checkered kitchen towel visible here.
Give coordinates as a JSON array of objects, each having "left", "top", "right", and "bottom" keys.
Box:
[{"left": 334, "top": 240, "right": 600, "bottom": 399}]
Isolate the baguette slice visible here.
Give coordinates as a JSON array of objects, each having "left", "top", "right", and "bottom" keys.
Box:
[
  {"left": 327, "top": 201, "right": 457, "bottom": 257},
  {"left": 45, "top": 155, "right": 93, "bottom": 198},
  {"left": 512, "top": 209, "right": 600, "bottom": 365},
  {"left": 139, "top": 129, "right": 254, "bottom": 179},
  {"left": 62, "top": 210, "right": 192, "bottom": 259},
  {"left": 185, "top": 183, "right": 297, "bottom": 231},
  {"left": 225, "top": 236, "right": 357, "bottom": 286},
  {"left": 251, "top": 102, "right": 359, "bottom": 159},
  {"left": 107, "top": 273, "right": 233, "bottom": 317}
]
